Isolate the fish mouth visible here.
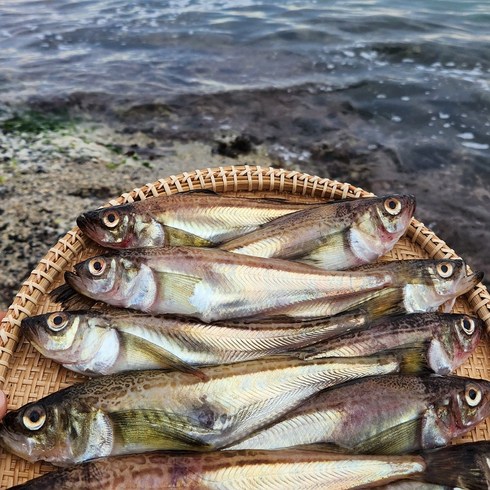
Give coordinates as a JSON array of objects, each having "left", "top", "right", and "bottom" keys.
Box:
[
  {"left": 0, "top": 422, "right": 38, "bottom": 463},
  {"left": 20, "top": 316, "right": 39, "bottom": 341},
  {"left": 471, "top": 270, "right": 484, "bottom": 285},
  {"left": 461, "top": 270, "right": 484, "bottom": 294},
  {"left": 76, "top": 213, "right": 99, "bottom": 241},
  {"left": 65, "top": 270, "right": 85, "bottom": 293},
  {"left": 403, "top": 194, "right": 416, "bottom": 216}
]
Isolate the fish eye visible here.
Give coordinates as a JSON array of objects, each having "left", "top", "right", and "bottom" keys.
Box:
[
  {"left": 22, "top": 405, "right": 46, "bottom": 431},
  {"left": 102, "top": 210, "right": 120, "bottom": 229},
  {"left": 461, "top": 317, "right": 476, "bottom": 335},
  {"left": 465, "top": 384, "right": 482, "bottom": 407},
  {"left": 436, "top": 262, "right": 454, "bottom": 278},
  {"left": 88, "top": 258, "right": 106, "bottom": 276},
  {"left": 47, "top": 312, "right": 68, "bottom": 332},
  {"left": 384, "top": 197, "right": 402, "bottom": 216}
]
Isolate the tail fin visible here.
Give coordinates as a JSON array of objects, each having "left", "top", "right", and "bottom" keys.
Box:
[{"left": 422, "top": 441, "right": 490, "bottom": 490}]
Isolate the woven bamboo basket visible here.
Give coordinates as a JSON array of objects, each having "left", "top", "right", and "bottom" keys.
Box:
[{"left": 0, "top": 164, "right": 489, "bottom": 488}]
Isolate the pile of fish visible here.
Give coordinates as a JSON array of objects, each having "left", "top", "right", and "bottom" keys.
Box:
[{"left": 1, "top": 190, "right": 487, "bottom": 489}]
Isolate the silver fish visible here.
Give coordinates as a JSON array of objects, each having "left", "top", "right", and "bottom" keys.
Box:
[
  {"left": 53, "top": 247, "right": 482, "bottom": 322},
  {"left": 229, "top": 375, "right": 490, "bottom": 454},
  {"left": 220, "top": 194, "right": 416, "bottom": 270},
  {"left": 54, "top": 247, "right": 395, "bottom": 322},
  {"left": 298, "top": 313, "right": 483, "bottom": 375},
  {"left": 0, "top": 351, "right": 425, "bottom": 465},
  {"left": 77, "top": 191, "right": 309, "bottom": 248},
  {"left": 21, "top": 309, "right": 366, "bottom": 375},
  {"left": 9, "top": 450, "right": 426, "bottom": 490}
]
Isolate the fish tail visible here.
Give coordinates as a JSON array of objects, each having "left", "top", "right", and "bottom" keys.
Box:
[{"left": 421, "top": 442, "right": 490, "bottom": 490}]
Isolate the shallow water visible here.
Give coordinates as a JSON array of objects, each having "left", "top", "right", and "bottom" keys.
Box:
[
  {"left": 1, "top": 0, "right": 489, "bottom": 148},
  {"left": 0, "top": 0, "right": 489, "bottom": 289}
]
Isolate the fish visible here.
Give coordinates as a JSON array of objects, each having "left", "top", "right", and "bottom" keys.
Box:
[
  {"left": 297, "top": 313, "right": 483, "bottom": 375},
  {"left": 76, "top": 191, "right": 310, "bottom": 248},
  {"left": 11, "top": 442, "right": 490, "bottom": 490},
  {"left": 51, "top": 246, "right": 483, "bottom": 322},
  {"left": 276, "top": 259, "right": 482, "bottom": 319},
  {"left": 0, "top": 350, "right": 426, "bottom": 465},
  {"left": 51, "top": 247, "right": 395, "bottom": 322},
  {"left": 21, "top": 309, "right": 368, "bottom": 376},
  {"left": 9, "top": 450, "right": 426, "bottom": 490},
  {"left": 220, "top": 194, "right": 416, "bottom": 270},
  {"left": 229, "top": 374, "right": 490, "bottom": 454}
]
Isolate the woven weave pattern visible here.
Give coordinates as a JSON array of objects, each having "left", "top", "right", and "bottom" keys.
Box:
[{"left": 0, "top": 165, "right": 489, "bottom": 488}]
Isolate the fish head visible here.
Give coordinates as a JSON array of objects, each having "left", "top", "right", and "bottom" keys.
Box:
[
  {"left": 427, "top": 260, "right": 482, "bottom": 297},
  {"left": 373, "top": 194, "right": 416, "bottom": 237},
  {"left": 402, "top": 259, "right": 483, "bottom": 312},
  {"left": 349, "top": 195, "right": 415, "bottom": 263},
  {"left": 21, "top": 311, "right": 113, "bottom": 365},
  {"left": 451, "top": 377, "right": 490, "bottom": 435},
  {"left": 424, "top": 376, "right": 490, "bottom": 446},
  {"left": 0, "top": 397, "right": 113, "bottom": 465},
  {"left": 66, "top": 253, "right": 153, "bottom": 309},
  {"left": 428, "top": 314, "right": 483, "bottom": 374},
  {"left": 450, "top": 314, "right": 483, "bottom": 365},
  {"left": 77, "top": 204, "right": 159, "bottom": 248}
]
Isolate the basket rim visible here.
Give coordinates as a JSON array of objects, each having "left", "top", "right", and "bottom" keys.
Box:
[{"left": 1, "top": 163, "right": 489, "bottom": 387}]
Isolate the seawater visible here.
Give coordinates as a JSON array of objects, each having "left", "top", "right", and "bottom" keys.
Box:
[{"left": 1, "top": 1, "right": 489, "bottom": 151}]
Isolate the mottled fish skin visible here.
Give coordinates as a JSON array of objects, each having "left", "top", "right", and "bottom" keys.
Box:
[
  {"left": 77, "top": 192, "right": 310, "bottom": 249},
  {"left": 300, "top": 313, "right": 483, "bottom": 375},
  {"left": 0, "top": 353, "right": 417, "bottom": 465},
  {"left": 229, "top": 375, "right": 490, "bottom": 455},
  {"left": 220, "top": 195, "right": 415, "bottom": 270},
  {"left": 21, "top": 309, "right": 368, "bottom": 376},
  {"left": 62, "top": 247, "right": 396, "bottom": 322},
  {"left": 9, "top": 450, "right": 426, "bottom": 490}
]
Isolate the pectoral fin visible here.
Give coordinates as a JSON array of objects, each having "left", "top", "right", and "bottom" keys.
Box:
[
  {"left": 282, "top": 442, "right": 351, "bottom": 453},
  {"left": 354, "top": 287, "right": 406, "bottom": 319},
  {"left": 110, "top": 409, "right": 214, "bottom": 452},
  {"left": 440, "top": 298, "right": 456, "bottom": 313},
  {"left": 297, "top": 233, "right": 352, "bottom": 270},
  {"left": 118, "top": 331, "right": 207, "bottom": 380},
  {"left": 352, "top": 417, "right": 422, "bottom": 455},
  {"left": 164, "top": 225, "right": 215, "bottom": 247},
  {"left": 156, "top": 271, "right": 203, "bottom": 312}
]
